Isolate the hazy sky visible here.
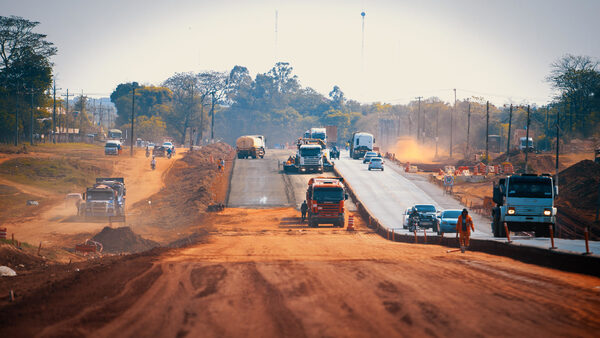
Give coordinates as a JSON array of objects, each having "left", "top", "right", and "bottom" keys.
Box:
[{"left": 2, "top": 0, "right": 599, "bottom": 106}]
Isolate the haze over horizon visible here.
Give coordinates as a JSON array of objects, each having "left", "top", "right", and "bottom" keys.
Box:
[{"left": 2, "top": 0, "right": 599, "bottom": 106}]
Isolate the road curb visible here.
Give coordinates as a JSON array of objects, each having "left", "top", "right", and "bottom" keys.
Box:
[{"left": 333, "top": 165, "right": 600, "bottom": 277}]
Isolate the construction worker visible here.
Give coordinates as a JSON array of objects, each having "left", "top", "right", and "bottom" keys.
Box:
[
  {"left": 300, "top": 200, "right": 308, "bottom": 222},
  {"left": 456, "top": 208, "right": 475, "bottom": 252}
]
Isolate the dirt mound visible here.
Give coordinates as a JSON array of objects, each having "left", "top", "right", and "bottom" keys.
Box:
[
  {"left": 0, "top": 244, "right": 46, "bottom": 270},
  {"left": 557, "top": 160, "right": 600, "bottom": 210},
  {"left": 132, "top": 142, "right": 235, "bottom": 232},
  {"left": 92, "top": 227, "right": 159, "bottom": 254}
]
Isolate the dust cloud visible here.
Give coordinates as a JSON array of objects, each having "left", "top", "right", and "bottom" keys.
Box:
[{"left": 386, "top": 137, "right": 443, "bottom": 163}]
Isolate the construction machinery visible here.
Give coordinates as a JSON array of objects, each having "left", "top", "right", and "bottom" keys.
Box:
[
  {"left": 491, "top": 174, "right": 557, "bottom": 237},
  {"left": 284, "top": 138, "right": 334, "bottom": 173},
  {"left": 78, "top": 178, "right": 126, "bottom": 220},
  {"left": 306, "top": 177, "right": 348, "bottom": 228},
  {"left": 236, "top": 135, "right": 265, "bottom": 159}
]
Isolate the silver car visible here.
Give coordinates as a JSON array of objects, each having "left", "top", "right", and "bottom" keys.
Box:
[{"left": 368, "top": 157, "right": 384, "bottom": 171}]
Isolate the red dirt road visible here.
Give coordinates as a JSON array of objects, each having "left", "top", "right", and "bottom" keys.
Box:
[{"left": 6, "top": 208, "right": 597, "bottom": 338}]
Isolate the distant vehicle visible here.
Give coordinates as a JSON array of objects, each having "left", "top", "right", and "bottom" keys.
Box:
[
  {"left": 330, "top": 146, "right": 340, "bottom": 160},
  {"left": 107, "top": 129, "right": 122, "bottom": 140},
  {"left": 411, "top": 204, "right": 439, "bottom": 230},
  {"left": 350, "top": 132, "right": 374, "bottom": 159},
  {"left": 147, "top": 143, "right": 155, "bottom": 148},
  {"left": 363, "top": 151, "right": 378, "bottom": 164},
  {"left": 519, "top": 137, "right": 534, "bottom": 151},
  {"left": 437, "top": 209, "right": 461, "bottom": 234},
  {"left": 162, "top": 142, "right": 175, "bottom": 151},
  {"left": 594, "top": 149, "right": 599, "bottom": 164},
  {"left": 368, "top": 157, "right": 384, "bottom": 171},
  {"left": 236, "top": 135, "right": 265, "bottom": 159},
  {"left": 298, "top": 144, "right": 324, "bottom": 173},
  {"left": 95, "top": 178, "right": 126, "bottom": 219},
  {"left": 492, "top": 174, "right": 556, "bottom": 237},
  {"left": 306, "top": 177, "right": 348, "bottom": 228},
  {"left": 104, "top": 140, "right": 121, "bottom": 155},
  {"left": 153, "top": 145, "right": 166, "bottom": 157},
  {"left": 310, "top": 127, "right": 327, "bottom": 143},
  {"left": 402, "top": 207, "right": 413, "bottom": 229}
]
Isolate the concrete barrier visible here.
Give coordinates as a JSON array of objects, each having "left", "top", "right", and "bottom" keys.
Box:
[{"left": 334, "top": 165, "right": 600, "bottom": 277}]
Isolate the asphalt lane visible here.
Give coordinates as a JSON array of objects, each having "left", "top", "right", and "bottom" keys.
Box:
[{"left": 227, "top": 150, "right": 292, "bottom": 207}]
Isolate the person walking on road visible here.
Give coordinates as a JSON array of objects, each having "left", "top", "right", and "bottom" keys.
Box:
[
  {"left": 456, "top": 208, "right": 475, "bottom": 252},
  {"left": 300, "top": 200, "right": 308, "bottom": 222}
]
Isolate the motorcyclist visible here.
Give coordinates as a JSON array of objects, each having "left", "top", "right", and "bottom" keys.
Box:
[
  {"left": 167, "top": 147, "right": 172, "bottom": 158},
  {"left": 408, "top": 207, "right": 420, "bottom": 229},
  {"left": 151, "top": 156, "right": 156, "bottom": 170},
  {"left": 145, "top": 146, "right": 150, "bottom": 158}
]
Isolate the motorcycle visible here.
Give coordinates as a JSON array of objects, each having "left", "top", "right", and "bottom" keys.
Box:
[
  {"left": 408, "top": 215, "right": 420, "bottom": 232},
  {"left": 167, "top": 152, "right": 172, "bottom": 159},
  {"left": 145, "top": 149, "right": 150, "bottom": 158}
]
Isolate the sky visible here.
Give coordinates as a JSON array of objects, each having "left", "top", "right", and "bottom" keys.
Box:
[{"left": 2, "top": 0, "right": 599, "bottom": 106}]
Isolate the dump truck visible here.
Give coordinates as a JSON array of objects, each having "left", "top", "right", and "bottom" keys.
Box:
[
  {"left": 306, "top": 177, "right": 348, "bottom": 228},
  {"left": 350, "top": 132, "right": 374, "bottom": 159},
  {"left": 96, "top": 178, "right": 126, "bottom": 218},
  {"left": 78, "top": 178, "right": 126, "bottom": 219},
  {"left": 236, "top": 135, "right": 265, "bottom": 159},
  {"left": 491, "top": 174, "right": 557, "bottom": 237}
]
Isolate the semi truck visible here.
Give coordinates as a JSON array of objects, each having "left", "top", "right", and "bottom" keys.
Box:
[
  {"left": 306, "top": 177, "right": 348, "bottom": 228},
  {"left": 350, "top": 132, "right": 374, "bottom": 159},
  {"left": 491, "top": 174, "right": 557, "bottom": 237},
  {"left": 310, "top": 127, "right": 327, "bottom": 143},
  {"left": 236, "top": 135, "right": 265, "bottom": 159}
]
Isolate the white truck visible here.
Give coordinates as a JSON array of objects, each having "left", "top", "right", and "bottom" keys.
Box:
[
  {"left": 350, "top": 132, "right": 374, "bottom": 159},
  {"left": 297, "top": 144, "right": 324, "bottom": 173},
  {"left": 491, "top": 174, "right": 557, "bottom": 237},
  {"left": 310, "top": 127, "right": 327, "bottom": 143}
]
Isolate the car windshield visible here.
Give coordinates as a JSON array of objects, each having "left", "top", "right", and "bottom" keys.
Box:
[
  {"left": 365, "top": 152, "right": 376, "bottom": 157},
  {"left": 88, "top": 191, "right": 113, "bottom": 200},
  {"left": 313, "top": 187, "right": 344, "bottom": 201},
  {"left": 508, "top": 177, "right": 553, "bottom": 198},
  {"left": 415, "top": 205, "right": 436, "bottom": 213},
  {"left": 300, "top": 147, "right": 321, "bottom": 156},
  {"left": 312, "top": 132, "right": 325, "bottom": 140},
  {"left": 442, "top": 211, "right": 461, "bottom": 219},
  {"left": 370, "top": 158, "right": 382, "bottom": 162},
  {"left": 105, "top": 143, "right": 118, "bottom": 148}
]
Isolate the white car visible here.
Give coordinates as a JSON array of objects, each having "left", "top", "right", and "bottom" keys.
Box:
[
  {"left": 162, "top": 142, "right": 174, "bottom": 150},
  {"left": 403, "top": 207, "right": 412, "bottom": 228},
  {"left": 368, "top": 157, "right": 384, "bottom": 171}
]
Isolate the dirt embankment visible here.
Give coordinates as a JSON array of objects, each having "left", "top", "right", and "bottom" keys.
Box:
[{"left": 129, "top": 143, "right": 234, "bottom": 242}]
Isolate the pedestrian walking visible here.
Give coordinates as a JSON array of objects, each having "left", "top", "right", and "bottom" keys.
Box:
[
  {"left": 456, "top": 208, "right": 475, "bottom": 252},
  {"left": 300, "top": 200, "right": 308, "bottom": 222}
]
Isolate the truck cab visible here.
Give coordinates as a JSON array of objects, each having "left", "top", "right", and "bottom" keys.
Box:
[
  {"left": 492, "top": 174, "right": 557, "bottom": 237},
  {"left": 297, "top": 144, "right": 324, "bottom": 173},
  {"left": 306, "top": 177, "right": 348, "bottom": 228},
  {"left": 105, "top": 140, "right": 121, "bottom": 155},
  {"left": 80, "top": 185, "right": 119, "bottom": 217}
]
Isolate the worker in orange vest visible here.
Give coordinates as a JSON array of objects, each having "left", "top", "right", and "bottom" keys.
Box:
[{"left": 456, "top": 208, "right": 475, "bottom": 252}]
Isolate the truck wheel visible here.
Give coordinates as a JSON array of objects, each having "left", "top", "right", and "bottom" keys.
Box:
[{"left": 535, "top": 224, "right": 550, "bottom": 237}]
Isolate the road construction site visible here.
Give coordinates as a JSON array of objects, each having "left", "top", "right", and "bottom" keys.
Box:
[{"left": 1, "top": 145, "right": 599, "bottom": 337}]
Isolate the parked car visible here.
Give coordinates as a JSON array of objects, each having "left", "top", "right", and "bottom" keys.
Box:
[
  {"left": 411, "top": 204, "right": 439, "bottom": 230},
  {"left": 363, "top": 151, "right": 378, "bottom": 163},
  {"left": 163, "top": 142, "right": 175, "bottom": 151},
  {"left": 368, "top": 157, "right": 384, "bottom": 171},
  {"left": 437, "top": 209, "right": 461, "bottom": 234}
]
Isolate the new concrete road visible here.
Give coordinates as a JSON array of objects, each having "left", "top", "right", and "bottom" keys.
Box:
[
  {"left": 334, "top": 151, "right": 600, "bottom": 255},
  {"left": 227, "top": 149, "right": 333, "bottom": 208}
]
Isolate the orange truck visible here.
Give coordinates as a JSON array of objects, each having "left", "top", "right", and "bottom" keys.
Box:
[{"left": 306, "top": 177, "right": 348, "bottom": 228}]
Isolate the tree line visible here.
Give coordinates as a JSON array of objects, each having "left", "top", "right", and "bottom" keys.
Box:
[{"left": 1, "top": 16, "right": 598, "bottom": 155}]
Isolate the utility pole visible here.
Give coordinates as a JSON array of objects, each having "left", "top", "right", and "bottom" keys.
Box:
[
  {"left": 210, "top": 92, "right": 215, "bottom": 141},
  {"left": 30, "top": 87, "right": 34, "bottom": 145},
  {"left": 130, "top": 86, "right": 136, "bottom": 157},
  {"left": 416, "top": 96, "right": 422, "bottom": 141},
  {"left": 524, "top": 105, "right": 531, "bottom": 173},
  {"left": 62, "top": 89, "right": 74, "bottom": 142},
  {"left": 435, "top": 107, "right": 439, "bottom": 158},
  {"left": 52, "top": 79, "right": 57, "bottom": 143},
  {"left": 465, "top": 100, "right": 471, "bottom": 158},
  {"left": 451, "top": 88, "right": 456, "bottom": 158},
  {"left": 190, "top": 83, "right": 195, "bottom": 147},
  {"left": 14, "top": 83, "right": 20, "bottom": 146},
  {"left": 555, "top": 106, "right": 560, "bottom": 193},
  {"left": 485, "top": 101, "right": 489, "bottom": 165},
  {"left": 506, "top": 104, "right": 513, "bottom": 162}
]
